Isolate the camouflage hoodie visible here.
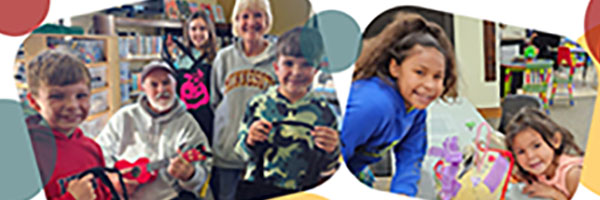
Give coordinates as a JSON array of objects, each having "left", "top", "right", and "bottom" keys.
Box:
[{"left": 234, "top": 86, "right": 340, "bottom": 190}]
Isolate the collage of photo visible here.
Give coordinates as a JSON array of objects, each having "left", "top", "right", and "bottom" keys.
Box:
[{"left": 10, "top": 0, "right": 597, "bottom": 200}]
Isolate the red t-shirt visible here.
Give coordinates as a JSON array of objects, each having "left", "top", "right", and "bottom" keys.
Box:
[{"left": 27, "top": 115, "right": 113, "bottom": 200}]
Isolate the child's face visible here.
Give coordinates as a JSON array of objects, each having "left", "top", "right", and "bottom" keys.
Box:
[
  {"left": 189, "top": 18, "right": 210, "bottom": 49},
  {"left": 236, "top": 8, "right": 268, "bottom": 41},
  {"left": 389, "top": 45, "right": 445, "bottom": 109},
  {"left": 29, "top": 81, "right": 90, "bottom": 133},
  {"left": 274, "top": 55, "right": 318, "bottom": 99},
  {"left": 512, "top": 128, "right": 558, "bottom": 176}
]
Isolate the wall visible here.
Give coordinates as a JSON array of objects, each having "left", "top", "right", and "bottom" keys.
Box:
[
  {"left": 189, "top": 0, "right": 217, "bottom": 5},
  {"left": 217, "top": 0, "right": 311, "bottom": 36},
  {"left": 70, "top": 13, "right": 94, "bottom": 34},
  {"left": 218, "top": 0, "right": 235, "bottom": 23},
  {"left": 453, "top": 15, "right": 501, "bottom": 108}
]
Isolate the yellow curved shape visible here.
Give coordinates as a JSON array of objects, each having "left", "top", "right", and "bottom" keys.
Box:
[
  {"left": 270, "top": 192, "right": 329, "bottom": 200},
  {"left": 576, "top": 34, "right": 600, "bottom": 196}
]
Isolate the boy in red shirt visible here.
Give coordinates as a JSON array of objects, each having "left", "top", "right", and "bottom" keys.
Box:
[{"left": 25, "top": 50, "right": 122, "bottom": 200}]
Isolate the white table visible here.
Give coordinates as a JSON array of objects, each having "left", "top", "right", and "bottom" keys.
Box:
[{"left": 415, "top": 97, "right": 547, "bottom": 200}]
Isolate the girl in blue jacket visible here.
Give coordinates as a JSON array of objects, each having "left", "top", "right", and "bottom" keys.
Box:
[{"left": 341, "top": 12, "right": 458, "bottom": 196}]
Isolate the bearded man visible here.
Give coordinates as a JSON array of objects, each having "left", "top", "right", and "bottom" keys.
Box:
[{"left": 96, "top": 61, "right": 212, "bottom": 200}]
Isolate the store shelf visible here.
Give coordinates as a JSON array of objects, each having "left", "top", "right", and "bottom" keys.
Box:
[
  {"left": 130, "top": 90, "right": 142, "bottom": 96},
  {"left": 91, "top": 86, "right": 109, "bottom": 94},
  {"left": 121, "top": 99, "right": 132, "bottom": 106},
  {"left": 37, "top": 33, "right": 108, "bottom": 40},
  {"left": 114, "top": 17, "right": 183, "bottom": 29},
  {"left": 87, "top": 62, "right": 108, "bottom": 68},
  {"left": 86, "top": 109, "right": 109, "bottom": 121},
  {"left": 16, "top": 82, "right": 28, "bottom": 90},
  {"left": 122, "top": 54, "right": 161, "bottom": 61},
  {"left": 215, "top": 23, "right": 231, "bottom": 30}
]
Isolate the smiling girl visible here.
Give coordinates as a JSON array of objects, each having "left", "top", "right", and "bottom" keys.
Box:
[
  {"left": 173, "top": 11, "right": 218, "bottom": 148},
  {"left": 505, "top": 107, "right": 584, "bottom": 200},
  {"left": 340, "top": 12, "right": 458, "bottom": 196}
]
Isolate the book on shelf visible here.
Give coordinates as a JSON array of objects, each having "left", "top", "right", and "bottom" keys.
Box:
[{"left": 213, "top": 4, "right": 226, "bottom": 23}]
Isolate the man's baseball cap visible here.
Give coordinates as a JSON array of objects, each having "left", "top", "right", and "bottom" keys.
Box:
[{"left": 140, "top": 61, "right": 175, "bottom": 82}]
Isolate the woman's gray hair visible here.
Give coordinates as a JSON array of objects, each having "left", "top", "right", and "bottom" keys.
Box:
[{"left": 231, "top": 0, "right": 273, "bottom": 36}]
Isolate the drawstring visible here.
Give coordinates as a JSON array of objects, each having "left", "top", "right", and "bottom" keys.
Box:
[{"left": 73, "top": 167, "right": 129, "bottom": 200}]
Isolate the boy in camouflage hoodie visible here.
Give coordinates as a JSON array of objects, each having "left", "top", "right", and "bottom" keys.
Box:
[{"left": 233, "top": 27, "right": 340, "bottom": 199}]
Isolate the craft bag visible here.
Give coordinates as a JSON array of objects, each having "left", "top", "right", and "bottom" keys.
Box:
[{"left": 433, "top": 122, "right": 514, "bottom": 200}]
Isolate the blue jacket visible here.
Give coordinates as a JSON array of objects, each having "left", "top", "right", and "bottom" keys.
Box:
[{"left": 341, "top": 77, "right": 427, "bottom": 196}]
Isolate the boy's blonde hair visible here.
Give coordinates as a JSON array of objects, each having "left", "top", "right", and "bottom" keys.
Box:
[
  {"left": 276, "top": 26, "right": 324, "bottom": 68},
  {"left": 26, "top": 50, "right": 91, "bottom": 96},
  {"left": 353, "top": 12, "right": 458, "bottom": 101},
  {"left": 231, "top": 0, "right": 273, "bottom": 37}
]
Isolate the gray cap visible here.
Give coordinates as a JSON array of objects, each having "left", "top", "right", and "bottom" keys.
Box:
[{"left": 140, "top": 61, "right": 175, "bottom": 82}]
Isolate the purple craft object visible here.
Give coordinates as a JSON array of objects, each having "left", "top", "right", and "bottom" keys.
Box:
[
  {"left": 429, "top": 146, "right": 444, "bottom": 157},
  {"left": 447, "top": 151, "right": 462, "bottom": 164},
  {"left": 430, "top": 136, "right": 463, "bottom": 200},
  {"left": 441, "top": 193, "right": 451, "bottom": 200},
  {"left": 445, "top": 165, "right": 459, "bottom": 176},
  {"left": 444, "top": 136, "right": 460, "bottom": 152},
  {"left": 483, "top": 154, "right": 509, "bottom": 192},
  {"left": 428, "top": 136, "right": 463, "bottom": 164},
  {"left": 442, "top": 177, "right": 453, "bottom": 192},
  {"left": 441, "top": 180, "right": 461, "bottom": 200},
  {"left": 472, "top": 177, "right": 481, "bottom": 186},
  {"left": 450, "top": 180, "right": 461, "bottom": 197}
]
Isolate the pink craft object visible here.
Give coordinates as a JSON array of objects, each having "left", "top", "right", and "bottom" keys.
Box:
[{"left": 474, "top": 122, "right": 515, "bottom": 200}]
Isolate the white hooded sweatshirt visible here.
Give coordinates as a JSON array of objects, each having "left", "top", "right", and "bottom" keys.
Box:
[{"left": 96, "top": 94, "right": 212, "bottom": 200}]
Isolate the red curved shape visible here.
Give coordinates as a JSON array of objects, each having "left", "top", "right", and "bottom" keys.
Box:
[
  {"left": 585, "top": 0, "right": 600, "bottom": 62},
  {"left": 0, "top": 0, "right": 50, "bottom": 36}
]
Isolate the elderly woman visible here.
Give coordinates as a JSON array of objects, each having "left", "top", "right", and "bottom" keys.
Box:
[{"left": 209, "top": 0, "right": 277, "bottom": 199}]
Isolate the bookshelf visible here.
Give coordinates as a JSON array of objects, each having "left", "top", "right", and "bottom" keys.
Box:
[{"left": 94, "top": 14, "right": 232, "bottom": 105}]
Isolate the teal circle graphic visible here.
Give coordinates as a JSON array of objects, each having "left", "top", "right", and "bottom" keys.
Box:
[
  {"left": 305, "top": 10, "right": 362, "bottom": 73},
  {"left": 0, "top": 99, "right": 44, "bottom": 199}
]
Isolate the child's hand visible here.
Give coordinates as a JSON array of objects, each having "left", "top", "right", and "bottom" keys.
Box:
[
  {"left": 311, "top": 126, "right": 339, "bottom": 153},
  {"left": 107, "top": 168, "right": 139, "bottom": 197},
  {"left": 168, "top": 157, "right": 196, "bottom": 181},
  {"left": 247, "top": 120, "right": 272, "bottom": 146},
  {"left": 165, "top": 34, "right": 176, "bottom": 57},
  {"left": 67, "top": 174, "right": 96, "bottom": 200},
  {"left": 522, "top": 181, "right": 567, "bottom": 200}
]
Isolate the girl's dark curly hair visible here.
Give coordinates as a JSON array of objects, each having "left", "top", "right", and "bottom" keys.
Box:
[{"left": 353, "top": 12, "right": 457, "bottom": 100}]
